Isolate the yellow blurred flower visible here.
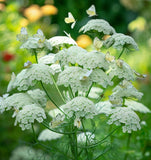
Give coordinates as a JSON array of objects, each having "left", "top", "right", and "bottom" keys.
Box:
[
  {"left": 24, "top": 5, "right": 42, "bottom": 22},
  {"left": 76, "top": 34, "right": 92, "bottom": 48},
  {"left": 128, "top": 17, "right": 146, "bottom": 32},
  {"left": 19, "top": 18, "right": 29, "bottom": 27},
  {"left": 0, "top": 3, "right": 5, "bottom": 11},
  {"left": 41, "top": 5, "right": 58, "bottom": 16}
]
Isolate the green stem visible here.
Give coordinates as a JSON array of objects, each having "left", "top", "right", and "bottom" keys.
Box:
[
  {"left": 51, "top": 75, "right": 66, "bottom": 104},
  {"left": 124, "top": 133, "right": 132, "bottom": 160},
  {"left": 81, "top": 119, "right": 90, "bottom": 160},
  {"left": 40, "top": 81, "right": 67, "bottom": 116},
  {"left": 118, "top": 47, "right": 125, "bottom": 59},
  {"left": 69, "top": 85, "right": 74, "bottom": 98},
  {"left": 85, "top": 83, "right": 93, "bottom": 98},
  {"left": 78, "top": 127, "right": 119, "bottom": 149},
  {"left": 31, "top": 124, "right": 37, "bottom": 142},
  {"left": 42, "top": 121, "right": 75, "bottom": 135}
]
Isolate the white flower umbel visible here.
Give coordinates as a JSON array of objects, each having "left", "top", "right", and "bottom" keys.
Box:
[
  {"left": 19, "top": 29, "right": 52, "bottom": 50},
  {"left": 103, "top": 33, "right": 138, "bottom": 51},
  {"left": 49, "top": 64, "right": 61, "bottom": 74},
  {"left": 10, "top": 145, "right": 50, "bottom": 160},
  {"left": 38, "top": 129, "right": 62, "bottom": 141},
  {"left": 27, "top": 89, "right": 47, "bottom": 107},
  {"left": 55, "top": 46, "right": 87, "bottom": 66},
  {"left": 125, "top": 99, "right": 151, "bottom": 113},
  {"left": 108, "top": 59, "right": 135, "bottom": 81},
  {"left": 79, "top": 19, "right": 115, "bottom": 36},
  {"left": 77, "top": 132, "right": 95, "bottom": 145},
  {"left": 95, "top": 101, "right": 113, "bottom": 115},
  {"left": 14, "top": 104, "right": 46, "bottom": 130},
  {"left": 57, "top": 66, "right": 92, "bottom": 93},
  {"left": 88, "top": 87, "right": 103, "bottom": 99},
  {"left": 10, "top": 63, "right": 54, "bottom": 91},
  {"left": 90, "top": 69, "right": 113, "bottom": 87},
  {"left": 48, "top": 36, "right": 77, "bottom": 49},
  {"left": 108, "top": 107, "right": 141, "bottom": 133},
  {"left": 110, "top": 80, "right": 143, "bottom": 102},
  {"left": 1, "top": 93, "right": 36, "bottom": 113},
  {"left": 38, "top": 53, "right": 55, "bottom": 64},
  {"left": 61, "top": 97, "right": 97, "bottom": 119},
  {"left": 77, "top": 50, "right": 109, "bottom": 70}
]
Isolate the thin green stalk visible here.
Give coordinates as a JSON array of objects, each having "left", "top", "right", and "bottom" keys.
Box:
[
  {"left": 85, "top": 83, "right": 94, "bottom": 98},
  {"left": 40, "top": 81, "right": 67, "bottom": 116},
  {"left": 124, "top": 133, "right": 132, "bottom": 160},
  {"left": 51, "top": 75, "right": 66, "bottom": 104},
  {"left": 31, "top": 124, "right": 37, "bottom": 142},
  {"left": 78, "top": 127, "right": 119, "bottom": 149},
  {"left": 69, "top": 85, "right": 74, "bottom": 98},
  {"left": 118, "top": 47, "right": 125, "bottom": 59},
  {"left": 81, "top": 119, "right": 91, "bottom": 160},
  {"left": 42, "top": 121, "right": 75, "bottom": 135}
]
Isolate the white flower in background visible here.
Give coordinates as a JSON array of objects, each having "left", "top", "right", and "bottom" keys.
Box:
[
  {"left": 50, "top": 113, "right": 65, "bottom": 128},
  {"left": 19, "top": 29, "right": 52, "bottom": 50},
  {"left": 61, "top": 97, "right": 97, "bottom": 119},
  {"left": 16, "top": 27, "right": 28, "bottom": 43},
  {"left": 48, "top": 36, "right": 77, "bottom": 49},
  {"left": 76, "top": 50, "right": 109, "bottom": 70},
  {"left": 10, "top": 145, "right": 50, "bottom": 160},
  {"left": 38, "top": 129, "right": 62, "bottom": 141},
  {"left": 38, "top": 53, "right": 55, "bottom": 65},
  {"left": 14, "top": 104, "right": 46, "bottom": 130},
  {"left": 74, "top": 117, "right": 82, "bottom": 128},
  {"left": 54, "top": 46, "right": 87, "bottom": 66},
  {"left": 103, "top": 33, "right": 138, "bottom": 51},
  {"left": 110, "top": 80, "right": 143, "bottom": 102},
  {"left": 125, "top": 99, "right": 151, "bottom": 113},
  {"left": 7, "top": 72, "right": 16, "bottom": 92},
  {"left": 108, "top": 59, "right": 135, "bottom": 81},
  {"left": 79, "top": 19, "right": 115, "bottom": 36},
  {"left": 95, "top": 101, "right": 113, "bottom": 115},
  {"left": 107, "top": 107, "right": 141, "bottom": 133},
  {"left": 77, "top": 132, "right": 95, "bottom": 145},
  {"left": 9, "top": 63, "right": 54, "bottom": 91},
  {"left": 27, "top": 89, "right": 47, "bottom": 107}
]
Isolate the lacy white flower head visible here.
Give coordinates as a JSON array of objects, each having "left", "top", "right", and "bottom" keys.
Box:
[
  {"left": 38, "top": 129, "right": 62, "bottom": 141},
  {"left": 95, "top": 101, "right": 113, "bottom": 116},
  {"left": 125, "top": 99, "right": 151, "bottom": 113},
  {"left": 57, "top": 66, "right": 113, "bottom": 94},
  {"left": 109, "top": 80, "right": 143, "bottom": 105},
  {"left": 10, "top": 145, "right": 50, "bottom": 160},
  {"left": 77, "top": 132, "right": 95, "bottom": 145},
  {"left": 8, "top": 63, "right": 54, "bottom": 91},
  {"left": 14, "top": 104, "right": 46, "bottom": 130},
  {"left": 54, "top": 46, "right": 87, "bottom": 67},
  {"left": 38, "top": 53, "right": 55, "bottom": 65},
  {"left": 0, "top": 94, "right": 9, "bottom": 113},
  {"left": 16, "top": 27, "right": 28, "bottom": 43},
  {"left": 27, "top": 89, "right": 47, "bottom": 107},
  {"left": 61, "top": 96, "right": 97, "bottom": 119},
  {"left": 0, "top": 93, "right": 36, "bottom": 114},
  {"left": 107, "top": 59, "right": 135, "bottom": 81},
  {"left": 17, "top": 28, "right": 52, "bottom": 50},
  {"left": 103, "top": 33, "right": 139, "bottom": 51},
  {"left": 107, "top": 107, "right": 141, "bottom": 133},
  {"left": 48, "top": 36, "right": 77, "bottom": 50},
  {"left": 79, "top": 19, "right": 116, "bottom": 36}
]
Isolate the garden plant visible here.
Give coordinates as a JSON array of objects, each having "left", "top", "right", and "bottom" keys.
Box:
[{"left": 0, "top": 5, "right": 150, "bottom": 160}]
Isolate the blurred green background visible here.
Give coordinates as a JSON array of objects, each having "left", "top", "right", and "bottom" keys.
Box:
[{"left": 0, "top": 0, "right": 151, "bottom": 159}]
